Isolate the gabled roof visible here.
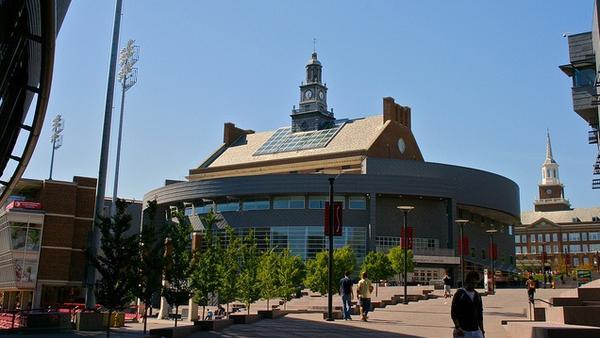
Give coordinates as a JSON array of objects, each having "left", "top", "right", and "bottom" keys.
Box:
[
  {"left": 198, "top": 115, "right": 387, "bottom": 169},
  {"left": 521, "top": 207, "right": 600, "bottom": 225}
]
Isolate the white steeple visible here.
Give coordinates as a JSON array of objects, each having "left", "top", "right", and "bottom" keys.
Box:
[{"left": 541, "top": 130, "right": 560, "bottom": 185}]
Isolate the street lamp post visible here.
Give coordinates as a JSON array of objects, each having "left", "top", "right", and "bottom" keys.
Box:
[
  {"left": 398, "top": 206, "right": 414, "bottom": 305},
  {"left": 486, "top": 229, "right": 498, "bottom": 294},
  {"left": 455, "top": 220, "right": 469, "bottom": 287},
  {"left": 326, "top": 177, "right": 335, "bottom": 321},
  {"left": 48, "top": 115, "right": 64, "bottom": 180}
]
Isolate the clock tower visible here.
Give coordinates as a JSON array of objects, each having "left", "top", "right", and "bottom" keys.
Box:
[
  {"left": 291, "top": 52, "right": 335, "bottom": 132},
  {"left": 534, "top": 131, "right": 571, "bottom": 211}
]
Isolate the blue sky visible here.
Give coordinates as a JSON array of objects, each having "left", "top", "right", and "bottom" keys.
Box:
[{"left": 23, "top": 1, "right": 598, "bottom": 212}]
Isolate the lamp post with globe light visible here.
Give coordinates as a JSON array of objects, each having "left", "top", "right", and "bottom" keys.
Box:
[{"left": 398, "top": 205, "right": 414, "bottom": 305}]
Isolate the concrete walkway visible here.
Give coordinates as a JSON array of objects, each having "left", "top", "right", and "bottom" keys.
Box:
[{"left": 0, "top": 287, "right": 567, "bottom": 338}]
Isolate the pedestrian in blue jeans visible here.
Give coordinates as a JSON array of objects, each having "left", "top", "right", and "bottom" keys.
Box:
[{"left": 339, "top": 271, "right": 353, "bottom": 320}]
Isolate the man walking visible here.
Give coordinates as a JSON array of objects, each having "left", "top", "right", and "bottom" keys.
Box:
[
  {"left": 451, "top": 271, "right": 485, "bottom": 338},
  {"left": 339, "top": 271, "right": 353, "bottom": 320},
  {"left": 443, "top": 271, "right": 452, "bottom": 298},
  {"left": 356, "top": 271, "right": 374, "bottom": 322}
]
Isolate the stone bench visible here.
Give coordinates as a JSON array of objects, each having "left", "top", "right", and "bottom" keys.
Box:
[
  {"left": 193, "top": 319, "right": 234, "bottom": 331},
  {"left": 229, "top": 314, "right": 260, "bottom": 324}
]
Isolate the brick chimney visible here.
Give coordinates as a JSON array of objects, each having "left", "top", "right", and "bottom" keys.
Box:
[
  {"left": 223, "top": 123, "right": 255, "bottom": 146},
  {"left": 383, "top": 97, "right": 411, "bottom": 130}
]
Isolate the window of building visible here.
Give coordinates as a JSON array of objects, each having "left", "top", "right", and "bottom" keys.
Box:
[
  {"left": 562, "top": 233, "right": 568, "bottom": 242},
  {"left": 217, "top": 202, "right": 239, "bottom": 212},
  {"left": 522, "top": 246, "right": 528, "bottom": 254},
  {"left": 545, "top": 245, "right": 551, "bottom": 253},
  {"left": 570, "top": 244, "right": 581, "bottom": 253},
  {"left": 184, "top": 207, "right": 194, "bottom": 216},
  {"left": 582, "top": 244, "right": 589, "bottom": 252},
  {"left": 515, "top": 236, "right": 521, "bottom": 244},
  {"left": 553, "top": 245, "right": 559, "bottom": 253},
  {"left": 545, "top": 234, "right": 551, "bottom": 242},
  {"left": 470, "top": 248, "right": 476, "bottom": 258},
  {"left": 530, "top": 246, "right": 537, "bottom": 254},
  {"left": 515, "top": 246, "right": 522, "bottom": 254},
  {"left": 195, "top": 204, "right": 215, "bottom": 214},
  {"left": 481, "top": 249, "right": 486, "bottom": 260},
  {"left": 538, "top": 245, "right": 543, "bottom": 253},
  {"left": 242, "top": 199, "right": 270, "bottom": 211},
  {"left": 589, "top": 232, "right": 600, "bottom": 241},
  {"left": 574, "top": 67, "right": 596, "bottom": 87},
  {"left": 573, "top": 257, "right": 580, "bottom": 267},
  {"left": 590, "top": 243, "right": 600, "bottom": 252},
  {"left": 348, "top": 196, "right": 367, "bottom": 210},
  {"left": 308, "top": 195, "right": 345, "bottom": 209},
  {"left": 592, "top": 216, "right": 600, "bottom": 222},
  {"left": 273, "top": 196, "right": 305, "bottom": 209},
  {"left": 508, "top": 225, "right": 513, "bottom": 235},
  {"left": 572, "top": 217, "right": 581, "bottom": 223},
  {"left": 521, "top": 234, "right": 527, "bottom": 243},
  {"left": 530, "top": 234, "right": 536, "bottom": 243},
  {"left": 538, "top": 234, "right": 543, "bottom": 242},
  {"left": 584, "top": 256, "right": 590, "bottom": 265},
  {"left": 582, "top": 232, "right": 588, "bottom": 241},
  {"left": 553, "top": 233, "right": 558, "bottom": 242},
  {"left": 569, "top": 233, "right": 581, "bottom": 241}
]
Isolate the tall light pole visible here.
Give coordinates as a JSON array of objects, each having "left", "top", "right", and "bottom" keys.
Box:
[
  {"left": 398, "top": 205, "right": 414, "bottom": 305},
  {"left": 486, "top": 229, "right": 498, "bottom": 294},
  {"left": 48, "top": 115, "right": 64, "bottom": 180},
  {"left": 326, "top": 177, "right": 335, "bottom": 321},
  {"left": 111, "top": 39, "right": 139, "bottom": 215},
  {"left": 86, "top": 0, "right": 123, "bottom": 310},
  {"left": 455, "top": 219, "right": 469, "bottom": 287}
]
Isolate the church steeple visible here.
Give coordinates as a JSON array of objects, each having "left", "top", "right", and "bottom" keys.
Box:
[
  {"left": 291, "top": 51, "right": 335, "bottom": 132},
  {"left": 534, "top": 130, "right": 571, "bottom": 211}
]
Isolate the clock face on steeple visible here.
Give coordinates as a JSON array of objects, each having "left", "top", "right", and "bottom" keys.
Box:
[
  {"left": 319, "top": 90, "right": 324, "bottom": 100},
  {"left": 304, "top": 90, "right": 313, "bottom": 100}
]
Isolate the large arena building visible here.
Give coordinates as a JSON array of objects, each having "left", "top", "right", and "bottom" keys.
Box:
[{"left": 143, "top": 52, "right": 520, "bottom": 284}]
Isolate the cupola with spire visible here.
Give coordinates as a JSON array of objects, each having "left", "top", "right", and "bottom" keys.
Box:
[
  {"left": 291, "top": 51, "right": 335, "bottom": 132},
  {"left": 534, "top": 130, "right": 571, "bottom": 211}
]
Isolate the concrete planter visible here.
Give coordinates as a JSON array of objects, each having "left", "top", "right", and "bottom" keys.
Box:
[
  {"left": 193, "top": 319, "right": 234, "bottom": 331},
  {"left": 257, "top": 309, "right": 287, "bottom": 319},
  {"left": 76, "top": 312, "right": 104, "bottom": 331},
  {"left": 229, "top": 314, "right": 260, "bottom": 324}
]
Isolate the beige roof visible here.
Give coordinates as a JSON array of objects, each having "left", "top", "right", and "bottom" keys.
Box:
[
  {"left": 204, "top": 115, "right": 386, "bottom": 168},
  {"left": 521, "top": 207, "right": 600, "bottom": 225}
]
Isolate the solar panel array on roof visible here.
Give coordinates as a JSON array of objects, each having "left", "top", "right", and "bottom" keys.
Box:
[{"left": 253, "top": 121, "right": 346, "bottom": 156}]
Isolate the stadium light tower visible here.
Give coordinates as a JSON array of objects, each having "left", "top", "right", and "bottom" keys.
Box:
[
  {"left": 111, "top": 39, "right": 139, "bottom": 215},
  {"left": 49, "top": 114, "right": 64, "bottom": 180}
]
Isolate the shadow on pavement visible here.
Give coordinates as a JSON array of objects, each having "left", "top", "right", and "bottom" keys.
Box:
[{"left": 191, "top": 316, "right": 426, "bottom": 338}]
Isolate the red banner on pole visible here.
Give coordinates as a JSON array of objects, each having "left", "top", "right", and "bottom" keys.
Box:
[
  {"left": 324, "top": 202, "right": 343, "bottom": 236},
  {"left": 488, "top": 243, "right": 498, "bottom": 260},
  {"left": 458, "top": 236, "right": 469, "bottom": 255},
  {"left": 401, "top": 227, "right": 414, "bottom": 249}
]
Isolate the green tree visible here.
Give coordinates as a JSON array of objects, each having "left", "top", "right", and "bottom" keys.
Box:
[
  {"left": 277, "top": 249, "right": 304, "bottom": 309},
  {"left": 218, "top": 227, "right": 240, "bottom": 316},
  {"left": 190, "top": 211, "right": 222, "bottom": 320},
  {"left": 258, "top": 248, "right": 281, "bottom": 310},
  {"left": 387, "top": 246, "right": 415, "bottom": 285},
  {"left": 237, "top": 230, "right": 261, "bottom": 314},
  {"left": 361, "top": 251, "right": 394, "bottom": 296},
  {"left": 304, "top": 246, "right": 356, "bottom": 295},
  {"left": 134, "top": 200, "right": 166, "bottom": 334},
  {"left": 88, "top": 199, "right": 139, "bottom": 338},
  {"left": 162, "top": 208, "right": 193, "bottom": 327}
]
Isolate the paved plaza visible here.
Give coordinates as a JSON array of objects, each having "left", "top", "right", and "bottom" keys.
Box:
[{"left": 0, "top": 286, "right": 567, "bottom": 338}]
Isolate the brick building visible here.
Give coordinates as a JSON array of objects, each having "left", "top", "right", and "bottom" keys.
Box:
[
  {"left": 516, "top": 133, "right": 600, "bottom": 272},
  {"left": 0, "top": 176, "right": 142, "bottom": 310}
]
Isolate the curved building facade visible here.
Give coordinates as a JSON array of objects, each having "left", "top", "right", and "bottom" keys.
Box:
[{"left": 144, "top": 53, "right": 519, "bottom": 284}]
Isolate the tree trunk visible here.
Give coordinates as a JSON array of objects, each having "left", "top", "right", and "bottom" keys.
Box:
[
  {"left": 376, "top": 283, "right": 378, "bottom": 297},
  {"left": 106, "top": 309, "right": 112, "bottom": 338},
  {"left": 266, "top": 298, "right": 269, "bottom": 311},
  {"left": 143, "top": 305, "right": 148, "bottom": 334},
  {"left": 226, "top": 303, "right": 229, "bottom": 319},
  {"left": 202, "top": 305, "right": 205, "bottom": 321},
  {"left": 174, "top": 305, "right": 178, "bottom": 327},
  {"left": 247, "top": 303, "right": 250, "bottom": 315}
]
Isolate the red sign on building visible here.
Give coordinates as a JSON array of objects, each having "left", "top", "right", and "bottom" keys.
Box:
[
  {"left": 324, "top": 202, "right": 343, "bottom": 236},
  {"left": 6, "top": 201, "right": 42, "bottom": 211},
  {"left": 458, "top": 236, "right": 469, "bottom": 256}
]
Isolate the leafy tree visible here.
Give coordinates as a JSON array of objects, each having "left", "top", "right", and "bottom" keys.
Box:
[
  {"left": 218, "top": 227, "right": 241, "bottom": 316},
  {"left": 387, "top": 246, "right": 415, "bottom": 285},
  {"left": 277, "top": 249, "right": 304, "bottom": 309},
  {"left": 304, "top": 246, "right": 356, "bottom": 295},
  {"left": 162, "top": 209, "right": 193, "bottom": 327},
  {"left": 237, "top": 230, "right": 261, "bottom": 314},
  {"left": 190, "top": 211, "right": 222, "bottom": 320},
  {"left": 88, "top": 199, "right": 139, "bottom": 338},
  {"left": 361, "top": 251, "right": 394, "bottom": 296},
  {"left": 258, "top": 248, "right": 281, "bottom": 310},
  {"left": 134, "top": 200, "right": 166, "bottom": 334}
]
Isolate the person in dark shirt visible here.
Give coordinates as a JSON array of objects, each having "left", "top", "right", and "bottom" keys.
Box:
[
  {"left": 443, "top": 271, "right": 452, "bottom": 298},
  {"left": 339, "top": 271, "right": 353, "bottom": 320},
  {"left": 451, "top": 271, "right": 484, "bottom": 338}
]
